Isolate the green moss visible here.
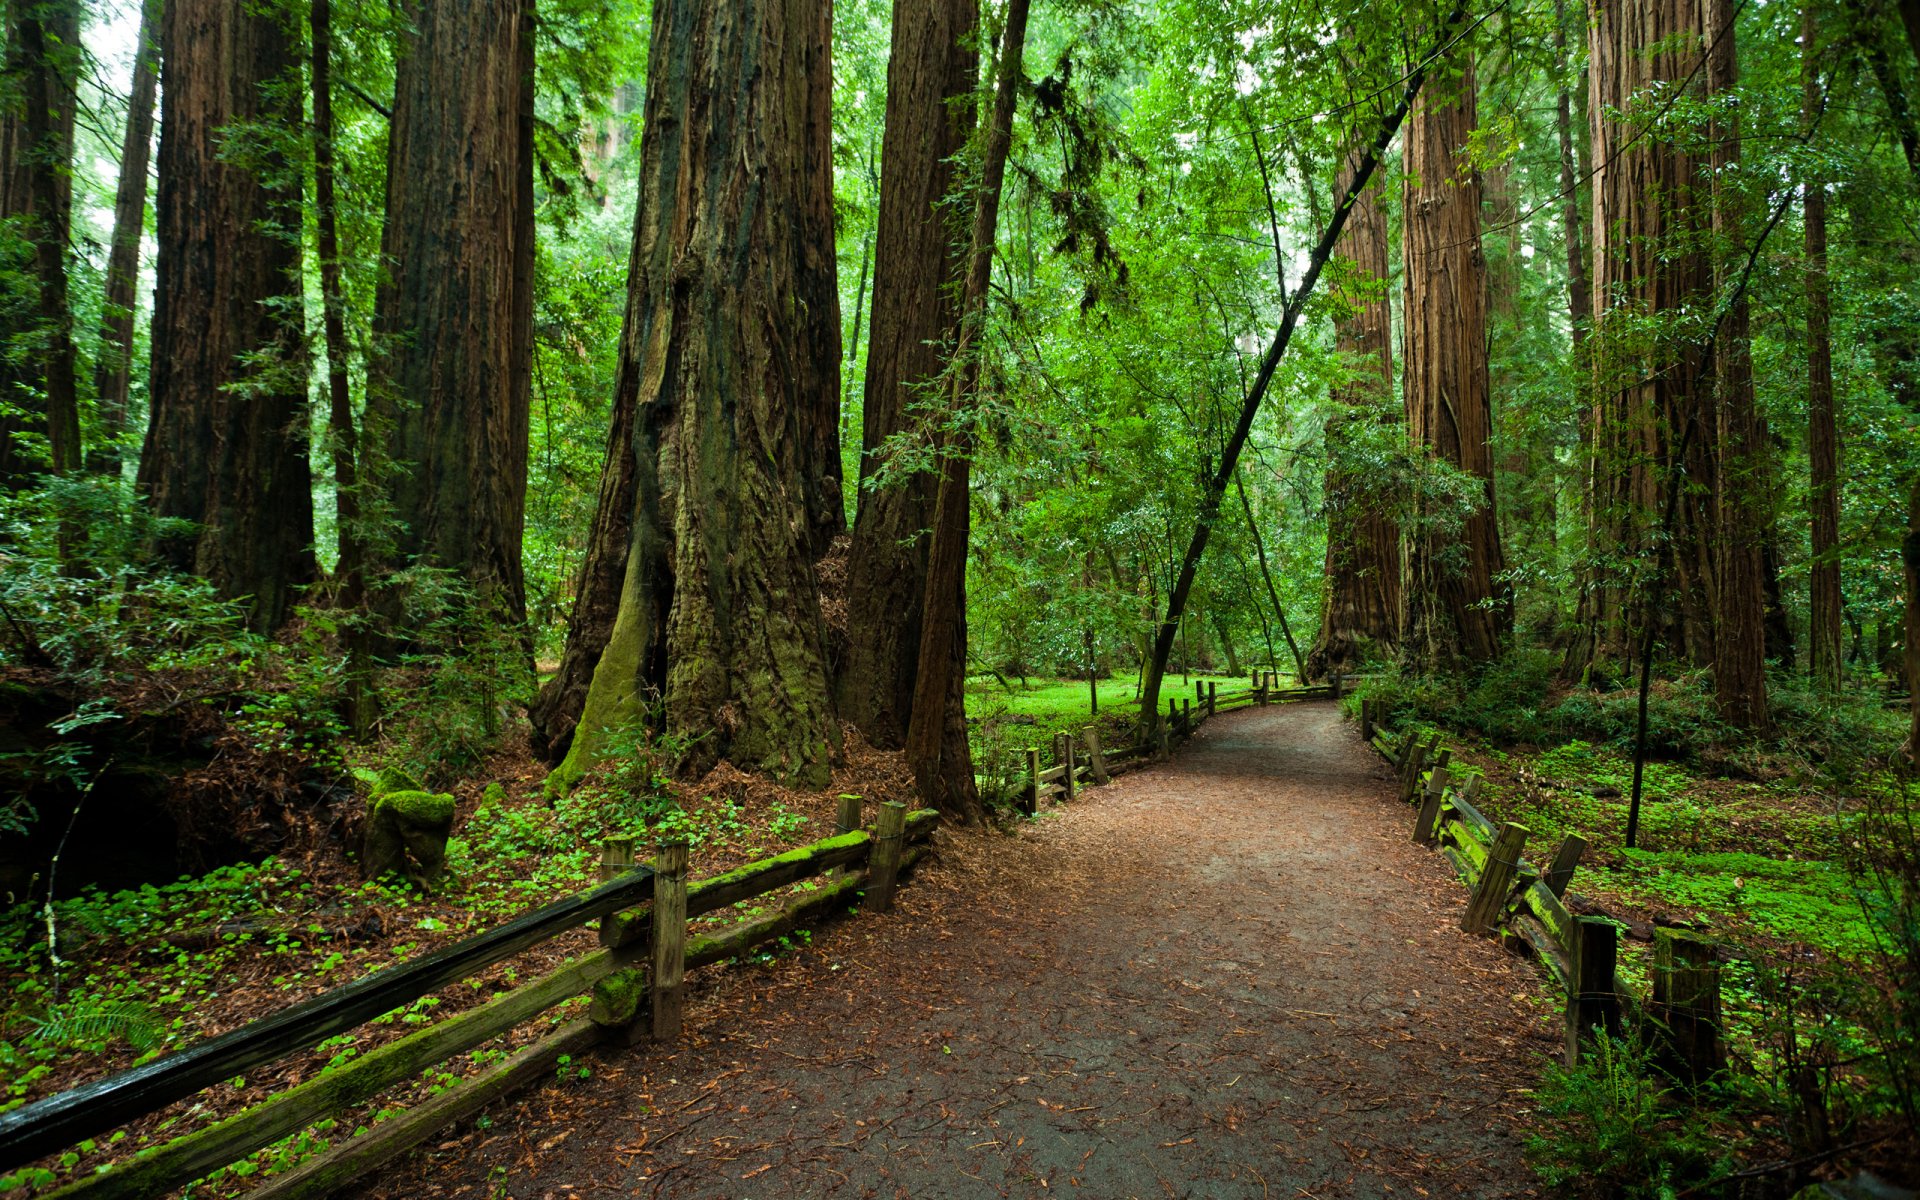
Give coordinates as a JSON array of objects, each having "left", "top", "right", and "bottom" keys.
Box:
[
  {"left": 588, "top": 967, "right": 646, "bottom": 1026},
  {"left": 375, "top": 791, "right": 455, "bottom": 827}
]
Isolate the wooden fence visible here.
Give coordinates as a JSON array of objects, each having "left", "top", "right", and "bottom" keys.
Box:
[
  {"left": 1019, "top": 672, "right": 1345, "bottom": 813},
  {"left": 1361, "top": 706, "right": 1723, "bottom": 1077},
  {"left": 0, "top": 802, "right": 942, "bottom": 1199}
]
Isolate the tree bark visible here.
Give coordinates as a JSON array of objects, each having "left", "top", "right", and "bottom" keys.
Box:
[
  {"left": 838, "top": 0, "right": 978, "bottom": 748},
  {"left": 370, "top": 0, "right": 533, "bottom": 623},
  {"left": 138, "top": 0, "right": 314, "bottom": 630},
  {"left": 905, "top": 0, "right": 1030, "bottom": 823},
  {"left": 0, "top": 0, "right": 79, "bottom": 487},
  {"left": 1704, "top": 0, "right": 1770, "bottom": 730},
  {"left": 1401, "top": 51, "right": 1510, "bottom": 668},
  {"left": 1805, "top": 3, "right": 1842, "bottom": 692},
  {"left": 1308, "top": 145, "right": 1400, "bottom": 678},
  {"left": 557, "top": 0, "right": 844, "bottom": 789},
  {"left": 1580, "top": 0, "right": 1716, "bottom": 676},
  {"left": 89, "top": 0, "right": 159, "bottom": 474}
]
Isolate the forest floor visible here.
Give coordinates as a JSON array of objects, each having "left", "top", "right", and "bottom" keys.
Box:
[{"left": 361, "top": 701, "right": 1558, "bottom": 1200}]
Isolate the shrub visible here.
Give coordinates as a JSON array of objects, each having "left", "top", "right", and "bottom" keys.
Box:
[{"left": 1525, "top": 1034, "right": 1730, "bottom": 1198}]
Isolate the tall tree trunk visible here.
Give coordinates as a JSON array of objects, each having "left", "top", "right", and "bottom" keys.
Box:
[
  {"left": 556, "top": 0, "right": 844, "bottom": 789},
  {"left": 1705, "top": 0, "right": 1771, "bottom": 729},
  {"left": 1401, "top": 52, "right": 1510, "bottom": 668},
  {"left": 1582, "top": 0, "right": 1716, "bottom": 677},
  {"left": 905, "top": 0, "right": 1030, "bottom": 822},
  {"left": 139, "top": 0, "right": 313, "bottom": 630},
  {"left": 1308, "top": 146, "right": 1400, "bottom": 678},
  {"left": 371, "top": 0, "right": 533, "bottom": 623},
  {"left": 0, "top": 0, "right": 79, "bottom": 487},
  {"left": 1235, "top": 470, "right": 1307, "bottom": 681},
  {"left": 839, "top": 0, "right": 978, "bottom": 748},
  {"left": 1806, "top": 4, "right": 1842, "bottom": 691},
  {"left": 89, "top": 0, "right": 159, "bottom": 474}
]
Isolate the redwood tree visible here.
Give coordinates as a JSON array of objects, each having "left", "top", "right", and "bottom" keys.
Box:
[
  {"left": 1804, "top": 3, "right": 1842, "bottom": 692},
  {"left": 90, "top": 0, "right": 159, "bottom": 473},
  {"left": 1401, "top": 53, "right": 1509, "bottom": 667},
  {"left": 557, "top": 0, "right": 843, "bottom": 789},
  {"left": 370, "top": 0, "right": 534, "bottom": 623},
  {"left": 838, "top": 0, "right": 978, "bottom": 748},
  {"left": 138, "top": 0, "right": 313, "bottom": 629}
]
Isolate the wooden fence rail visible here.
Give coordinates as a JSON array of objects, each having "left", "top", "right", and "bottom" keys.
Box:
[
  {"left": 1, "top": 808, "right": 941, "bottom": 1199},
  {"left": 1362, "top": 719, "right": 1724, "bottom": 1075}
]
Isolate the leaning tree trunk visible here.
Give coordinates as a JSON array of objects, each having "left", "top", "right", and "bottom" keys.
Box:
[
  {"left": 1308, "top": 146, "right": 1400, "bottom": 679},
  {"left": 370, "top": 0, "right": 534, "bottom": 625},
  {"left": 90, "top": 0, "right": 159, "bottom": 474},
  {"left": 0, "top": 0, "right": 79, "bottom": 487},
  {"left": 1804, "top": 3, "right": 1842, "bottom": 692},
  {"left": 139, "top": 0, "right": 313, "bottom": 630},
  {"left": 556, "top": 0, "right": 844, "bottom": 790},
  {"left": 1705, "top": 0, "right": 1770, "bottom": 730},
  {"left": 1401, "top": 52, "right": 1509, "bottom": 669},
  {"left": 838, "top": 0, "right": 978, "bottom": 748}
]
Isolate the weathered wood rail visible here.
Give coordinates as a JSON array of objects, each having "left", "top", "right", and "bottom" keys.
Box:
[
  {"left": 1018, "top": 672, "right": 1344, "bottom": 813},
  {"left": 1361, "top": 711, "right": 1724, "bottom": 1076},
  {"left": 0, "top": 804, "right": 942, "bottom": 1199}
]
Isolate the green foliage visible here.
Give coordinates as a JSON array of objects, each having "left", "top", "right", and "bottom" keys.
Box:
[
  {"left": 27, "top": 999, "right": 164, "bottom": 1056},
  {"left": 1525, "top": 1035, "right": 1731, "bottom": 1199}
]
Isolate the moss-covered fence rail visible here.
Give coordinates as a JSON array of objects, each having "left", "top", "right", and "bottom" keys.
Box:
[
  {"left": 1019, "top": 672, "right": 1346, "bottom": 813},
  {"left": 1360, "top": 707, "right": 1724, "bottom": 1080},
  {"left": 0, "top": 805, "right": 941, "bottom": 1200}
]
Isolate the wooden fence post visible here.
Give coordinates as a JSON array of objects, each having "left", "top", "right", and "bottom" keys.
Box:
[
  {"left": 1207, "top": 681, "right": 1216, "bottom": 715},
  {"left": 1330, "top": 672, "right": 1344, "bottom": 699},
  {"left": 1652, "top": 929, "right": 1724, "bottom": 1083},
  {"left": 599, "top": 835, "right": 635, "bottom": 884},
  {"left": 1398, "top": 739, "right": 1430, "bottom": 804},
  {"left": 1543, "top": 834, "right": 1587, "bottom": 898},
  {"left": 1567, "top": 916, "right": 1622, "bottom": 1066},
  {"left": 1023, "top": 747, "right": 1040, "bottom": 816},
  {"left": 1257, "top": 674, "right": 1268, "bottom": 705},
  {"left": 1061, "top": 733, "right": 1077, "bottom": 802},
  {"left": 1181, "top": 698, "right": 1191, "bottom": 732},
  {"left": 1167, "top": 697, "right": 1178, "bottom": 740},
  {"left": 1156, "top": 712, "right": 1170, "bottom": 759},
  {"left": 1461, "top": 821, "right": 1530, "bottom": 933},
  {"left": 1433, "top": 746, "right": 1452, "bottom": 770},
  {"left": 834, "top": 794, "right": 864, "bottom": 878},
  {"left": 651, "top": 838, "right": 689, "bottom": 1041},
  {"left": 1081, "top": 727, "right": 1110, "bottom": 785},
  {"left": 1414, "top": 766, "right": 1450, "bottom": 844},
  {"left": 1360, "top": 699, "right": 1374, "bottom": 741},
  {"left": 868, "top": 801, "right": 908, "bottom": 913}
]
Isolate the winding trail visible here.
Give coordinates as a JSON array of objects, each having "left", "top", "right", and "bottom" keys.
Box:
[{"left": 367, "top": 701, "right": 1554, "bottom": 1199}]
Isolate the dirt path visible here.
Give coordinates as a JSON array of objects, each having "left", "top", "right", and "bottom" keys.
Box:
[{"left": 364, "top": 702, "right": 1555, "bottom": 1200}]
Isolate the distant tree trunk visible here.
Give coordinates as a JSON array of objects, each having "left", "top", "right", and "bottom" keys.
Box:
[
  {"left": 1580, "top": 0, "right": 1715, "bottom": 678},
  {"left": 1401, "top": 52, "right": 1509, "bottom": 668},
  {"left": 839, "top": 0, "right": 978, "bottom": 748},
  {"left": 905, "top": 0, "right": 1029, "bottom": 823},
  {"left": 1308, "top": 147, "right": 1400, "bottom": 679},
  {"left": 1554, "top": 0, "right": 1590, "bottom": 359},
  {"left": 370, "top": 0, "right": 532, "bottom": 624},
  {"left": 89, "top": 0, "right": 159, "bottom": 474},
  {"left": 556, "top": 0, "right": 843, "bottom": 789},
  {"left": 1236, "top": 471, "right": 1307, "bottom": 681},
  {"left": 1704, "top": 0, "right": 1770, "bottom": 730},
  {"left": 1805, "top": 5, "right": 1842, "bottom": 691},
  {"left": 0, "top": 0, "right": 79, "bottom": 486},
  {"left": 139, "top": 0, "right": 313, "bottom": 630}
]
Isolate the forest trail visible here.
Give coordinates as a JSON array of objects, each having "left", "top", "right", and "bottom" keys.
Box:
[{"left": 366, "top": 702, "right": 1554, "bottom": 1200}]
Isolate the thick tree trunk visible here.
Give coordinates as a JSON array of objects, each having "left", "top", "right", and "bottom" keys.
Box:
[
  {"left": 1401, "top": 53, "right": 1510, "bottom": 668},
  {"left": 1705, "top": 0, "right": 1770, "bottom": 730},
  {"left": 905, "top": 0, "right": 1030, "bottom": 823},
  {"left": 0, "top": 0, "right": 79, "bottom": 487},
  {"left": 1581, "top": 0, "right": 1716, "bottom": 675},
  {"left": 1805, "top": 5, "right": 1842, "bottom": 691},
  {"left": 557, "top": 0, "right": 843, "bottom": 789},
  {"left": 89, "top": 0, "right": 159, "bottom": 474},
  {"left": 371, "top": 0, "right": 533, "bottom": 624},
  {"left": 1308, "top": 148, "right": 1400, "bottom": 679},
  {"left": 838, "top": 0, "right": 978, "bottom": 748},
  {"left": 139, "top": 0, "right": 313, "bottom": 630}
]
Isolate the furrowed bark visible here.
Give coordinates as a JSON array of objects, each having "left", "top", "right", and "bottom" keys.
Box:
[
  {"left": 89, "top": 0, "right": 158, "bottom": 474},
  {"left": 1137, "top": 5, "right": 1468, "bottom": 735},
  {"left": 139, "top": 0, "right": 314, "bottom": 630},
  {"left": 1805, "top": 3, "right": 1842, "bottom": 692},
  {"left": 839, "top": 0, "right": 978, "bottom": 748}
]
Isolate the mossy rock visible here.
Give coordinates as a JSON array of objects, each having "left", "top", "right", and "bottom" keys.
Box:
[{"left": 363, "top": 790, "right": 457, "bottom": 888}]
